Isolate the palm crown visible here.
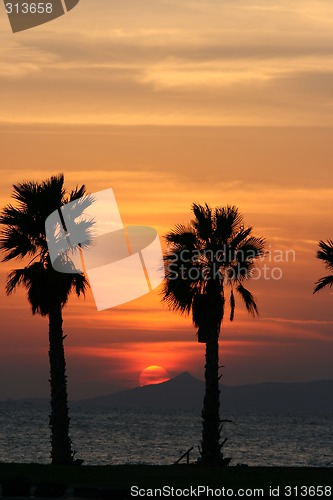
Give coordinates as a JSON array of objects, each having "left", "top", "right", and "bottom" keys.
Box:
[
  {"left": 162, "top": 203, "right": 265, "bottom": 339},
  {"left": 0, "top": 174, "right": 90, "bottom": 313}
]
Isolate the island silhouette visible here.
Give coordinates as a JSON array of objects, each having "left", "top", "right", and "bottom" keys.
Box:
[{"left": 70, "top": 372, "right": 333, "bottom": 412}]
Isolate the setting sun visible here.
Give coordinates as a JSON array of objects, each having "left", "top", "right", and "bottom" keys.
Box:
[{"left": 139, "top": 365, "right": 170, "bottom": 387}]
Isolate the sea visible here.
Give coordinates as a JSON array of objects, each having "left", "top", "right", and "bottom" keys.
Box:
[{"left": 0, "top": 404, "right": 332, "bottom": 467}]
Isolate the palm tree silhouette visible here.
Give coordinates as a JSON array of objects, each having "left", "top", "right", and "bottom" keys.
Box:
[
  {"left": 162, "top": 203, "right": 265, "bottom": 465},
  {"left": 0, "top": 174, "right": 92, "bottom": 465},
  {"left": 313, "top": 239, "right": 333, "bottom": 294}
]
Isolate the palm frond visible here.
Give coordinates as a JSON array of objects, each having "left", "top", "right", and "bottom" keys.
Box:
[
  {"left": 236, "top": 283, "right": 258, "bottom": 316},
  {"left": 313, "top": 275, "right": 333, "bottom": 294},
  {"left": 71, "top": 272, "right": 89, "bottom": 297},
  {"left": 162, "top": 246, "right": 204, "bottom": 316},
  {"left": 12, "top": 180, "right": 41, "bottom": 206},
  {"left": 229, "top": 289, "right": 235, "bottom": 321},
  {"left": 236, "top": 236, "right": 266, "bottom": 263},
  {"left": 161, "top": 277, "right": 196, "bottom": 315},
  {"left": 225, "top": 226, "right": 252, "bottom": 250},
  {"left": 61, "top": 194, "right": 95, "bottom": 225},
  {"left": 0, "top": 226, "right": 36, "bottom": 262},
  {"left": 227, "top": 260, "right": 255, "bottom": 282},
  {"left": 214, "top": 205, "right": 243, "bottom": 243},
  {"left": 316, "top": 239, "right": 333, "bottom": 270},
  {"left": 0, "top": 205, "right": 41, "bottom": 241},
  {"left": 191, "top": 203, "right": 213, "bottom": 241},
  {"left": 0, "top": 204, "right": 26, "bottom": 225},
  {"left": 68, "top": 184, "right": 87, "bottom": 203},
  {"left": 165, "top": 224, "right": 197, "bottom": 249},
  {"left": 5, "top": 268, "right": 27, "bottom": 295}
]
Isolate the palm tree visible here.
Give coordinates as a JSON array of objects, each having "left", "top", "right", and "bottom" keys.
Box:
[
  {"left": 162, "top": 203, "right": 265, "bottom": 465},
  {"left": 313, "top": 239, "right": 333, "bottom": 294},
  {"left": 0, "top": 174, "right": 92, "bottom": 465}
]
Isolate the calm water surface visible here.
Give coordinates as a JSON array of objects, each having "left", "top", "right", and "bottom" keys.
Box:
[{"left": 0, "top": 404, "right": 332, "bottom": 467}]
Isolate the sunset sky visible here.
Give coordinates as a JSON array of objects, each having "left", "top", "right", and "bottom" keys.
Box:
[{"left": 0, "top": 0, "right": 332, "bottom": 400}]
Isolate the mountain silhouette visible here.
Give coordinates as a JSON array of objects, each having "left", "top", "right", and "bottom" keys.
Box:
[
  {"left": 75, "top": 372, "right": 203, "bottom": 409},
  {"left": 75, "top": 372, "right": 333, "bottom": 412}
]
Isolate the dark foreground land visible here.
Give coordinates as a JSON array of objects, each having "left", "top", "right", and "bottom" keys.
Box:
[{"left": 0, "top": 464, "right": 332, "bottom": 498}]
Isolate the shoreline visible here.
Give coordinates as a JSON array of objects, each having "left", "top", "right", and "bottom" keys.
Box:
[{"left": 0, "top": 464, "right": 332, "bottom": 491}]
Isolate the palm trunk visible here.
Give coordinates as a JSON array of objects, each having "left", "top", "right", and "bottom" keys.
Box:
[
  {"left": 48, "top": 304, "right": 73, "bottom": 465},
  {"left": 201, "top": 328, "right": 222, "bottom": 465}
]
